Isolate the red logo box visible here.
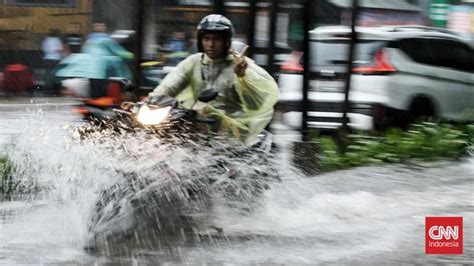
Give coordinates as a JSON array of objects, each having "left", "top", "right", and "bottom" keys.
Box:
[{"left": 425, "top": 217, "right": 463, "bottom": 254}]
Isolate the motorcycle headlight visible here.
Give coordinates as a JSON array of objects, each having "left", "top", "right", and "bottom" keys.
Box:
[{"left": 137, "top": 105, "right": 171, "bottom": 126}]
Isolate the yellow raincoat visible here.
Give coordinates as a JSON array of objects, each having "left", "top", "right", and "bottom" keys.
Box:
[{"left": 149, "top": 53, "right": 279, "bottom": 144}]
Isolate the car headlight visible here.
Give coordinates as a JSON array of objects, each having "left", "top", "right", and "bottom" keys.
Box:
[{"left": 136, "top": 105, "right": 171, "bottom": 126}]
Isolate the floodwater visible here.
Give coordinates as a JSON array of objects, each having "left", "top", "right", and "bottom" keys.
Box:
[{"left": 0, "top": 97, "right": 472, "bottom": 264}]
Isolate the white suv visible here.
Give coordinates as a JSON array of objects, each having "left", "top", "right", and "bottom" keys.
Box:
[{"left": 277, "top": 25, "right": 474, "bottom": 131}]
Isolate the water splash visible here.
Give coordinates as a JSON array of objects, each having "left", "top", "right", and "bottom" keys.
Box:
[
  {"left": 3, "top": 109, "right": 473, "bottom": 264},
  {"left": 5, "top": 110, "right": 292, "bottom": 253}
]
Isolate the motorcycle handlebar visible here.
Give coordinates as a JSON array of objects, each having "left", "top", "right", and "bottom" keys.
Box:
[{"left": 196, "top": 118, "right": 216, "bottom": 124}]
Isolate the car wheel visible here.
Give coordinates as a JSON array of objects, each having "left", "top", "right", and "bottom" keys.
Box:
[{"left": 408, "top": 97, "right": 436, "bottom": 124}]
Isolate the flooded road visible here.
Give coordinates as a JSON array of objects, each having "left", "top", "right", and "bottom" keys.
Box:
[{"left": 0, "top": 97, "right": 472, "bottom": 264}]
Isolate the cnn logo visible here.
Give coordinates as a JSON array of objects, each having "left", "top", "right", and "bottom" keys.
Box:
[
  {"left": 425, "top": 217, "right": 463, "bottom": 254},
  {"left": 428, "top": 226, "right": 458, "bottom": 240}
]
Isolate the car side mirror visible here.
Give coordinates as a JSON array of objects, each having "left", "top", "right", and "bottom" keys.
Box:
[{"left": 198, "top": 89, "right": 218, "bottom": 103}]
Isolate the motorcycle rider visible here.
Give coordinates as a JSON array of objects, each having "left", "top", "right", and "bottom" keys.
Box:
[{"left": 148, "top": 14, "right": 279, "bottom": 145}]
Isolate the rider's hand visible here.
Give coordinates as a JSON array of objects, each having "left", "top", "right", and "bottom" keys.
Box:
[
  {"left": 234, "top": 56, "right": 247, "bottom": 77},
  {"left": 145, "top": 95, "right": 177, "bottom": 108},
  {"left": 233, "top": 46, "right": 249, "bottom": 78},
  {"left": 192, "top": 101, "right": 211, "bottom": 114}
]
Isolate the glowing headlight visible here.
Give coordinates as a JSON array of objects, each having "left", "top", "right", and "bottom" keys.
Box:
[{"left": 137, "top": 105, "right": 171, "bottom": 126}]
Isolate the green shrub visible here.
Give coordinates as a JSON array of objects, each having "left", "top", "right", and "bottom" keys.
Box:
[
  {"left": 1, "top": 155, "right": 13, "bottom": 194},
  {"left": 317, "top": 122, "right": 472, "bottom": 172}
]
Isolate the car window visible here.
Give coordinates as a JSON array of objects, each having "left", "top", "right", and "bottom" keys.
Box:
[
  {"left": 307, "top": 40, "right": 386, "bottom": 72},
  {"left": 446, "top": 41, "right": 474, "bottom": 72},
  {"left": 398, "top": 38, "right": 474, "bottom": 72}
]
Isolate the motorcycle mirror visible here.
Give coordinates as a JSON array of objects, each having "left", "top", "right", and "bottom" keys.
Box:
[{"left": 198, "top": 89, "right": 218, "bottom": 103}]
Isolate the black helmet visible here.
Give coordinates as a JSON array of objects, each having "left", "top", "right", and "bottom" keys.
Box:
[{"left": 197, "top": 14, "right": 234, "bottom": 53}]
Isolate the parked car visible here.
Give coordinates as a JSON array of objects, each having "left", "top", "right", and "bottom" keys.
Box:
[{"left": 277, "top": 25, "right": 474, "bottom": 131}]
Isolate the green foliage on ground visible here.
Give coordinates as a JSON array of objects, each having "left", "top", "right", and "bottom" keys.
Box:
[
  {"left": 1, "top": 155, "right": 13, "bottom": 194},
  {"left": 318, "top": 122, "right": 474, "bottom": 172}
]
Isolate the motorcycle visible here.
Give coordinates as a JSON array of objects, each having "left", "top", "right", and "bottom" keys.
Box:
[
  {"left": 68, "top": 77, "right": 137, "bottom": 121},
  {"left": 78, "top": 90, "right": 279, "bottom": 251}
]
